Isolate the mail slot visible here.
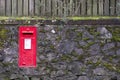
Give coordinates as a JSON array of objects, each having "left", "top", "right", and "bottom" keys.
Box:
[{"left": 19, "top": 26, "right": 37, "bottom": 67}]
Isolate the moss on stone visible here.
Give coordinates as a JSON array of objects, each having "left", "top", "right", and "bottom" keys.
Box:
[
  {"left": 71, "top": 51, "right": 79, "bottom": 57},
  {"left": 82, "top": 42, "right": 95, "bottom": 49},
  {"left": 76, "top": 32, "right": 82, "bottom": 37},
  {"left": 61, "top": 55, "right": 72, "bottom": 62},
  {"left": 82, "top": 38, "right": 90, "bottom": 41},
  {"left": 0, "top": 26, "right": 8, "bottom": 48},
  {"left": 51, "top": 59, "right": 59, "bottom": 63},
  {"left": 56, "top": 36, "right": 62, "bottom": 41},
  {"left": 49, "top": 45, "right": 55, "bottom": 50},
  {"left": 110, "top": 27, "right": 120, "bottom": 42},
  {"left": 103, "top": 62, "right": 120, "bottom": 73},
  {"left": 86, "top": 60, "right": 101, "bottom": 68},
  {"left": 77, "top": 55, "right": 85, "bottom": 61}
]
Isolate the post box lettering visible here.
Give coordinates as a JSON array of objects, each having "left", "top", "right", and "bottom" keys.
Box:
[
  {"left": 24, "top": 39, "right": 31, "bottom": 49},
  {"left": 19, "top": 26, "right": 37, "bottom": 68}
]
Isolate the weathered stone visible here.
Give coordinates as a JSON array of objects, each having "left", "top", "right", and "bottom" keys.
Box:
[
  {"left": 116, "top": 49, "right": 120, "bottom": 56},
  {"left": 56, "top": 70, "right": 65, "bottom": 77},
  {"left": 58, "top": 40, "right": 75, "bottom": 54},
  {"left": 38, "top": 33, "right": 46, "bottom": 40},
  {"left": 51, "top": 62, "right": 67, "bottom": 70},
  {"left": 0, "top": 66, "right": 5, "bottom": 74},
  {"left": 91, "top": 76, "right": 110, "bottom": 80},
  {"left": 88, "top": 44, "right": 100, "bottom": 55},
  {"left": 10, "top": 74, "right": 18, "bottom": 79},
  {"left": 67, "top": 62, "right": 83, "bottom": 75},
  {"left": 75, "top": 48, "right": 84, "bottom": 55},
  {"left": 110, "top": 76, "right": 118, "bottom": 80},
  {"left": 79, "top": 41, "right": 87, "bottom": 47},
  {"left": 32, "top": 77, "right": 40, "bottom": 80},
  {"left": 85, "top": 56, "right": 103, "bottom": 64},
  {"left": 44, "top": 25, "right": 54, "bottom": 31},
  {"left": 46, "top": 53, "right": 56, "bottom": 61},
  {"left": 39, "top": 55, "right": 46, "bottom": 60},
  {"left": 82, "top": 31, "right": 94, "bottom": 39},
  {"left": 0, "top": 50, "right": 4, "bottom": 62},
  {"left": 0, "top": 25, "right": 119, "bottom": 80},
  {"left": 102, "top": 43, "right": 115, "bottom": 51},
  {"left": 77, "top": 76, "right": 89, "bottom": 80},
  {"left": 55, "top": 74, "right": 77, "bottom": 80},
  {"left": 97, "top": 27, "right": 112, "bottom": 39},
  {"left": 93, "top": 68, "right": 106, "bottom": 76},
  {"left": 4, "top": 48, "right": 17, "bottom": 55},
  {"left": 66, "top": 29, "right": 77, "bottom": 40},
  {"left": 117, "top": 42, "right": 120, "bottom": 47},
  {"left": 3, "top": 56, "right": 13, "bottom": 63},
  {"left": 103, "top": 50, "right": 116, "bottom": 55}
]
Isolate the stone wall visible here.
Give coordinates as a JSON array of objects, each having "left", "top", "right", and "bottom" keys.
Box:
[{"left": 0, "top": 25, "right": 120, "bottom": 80}]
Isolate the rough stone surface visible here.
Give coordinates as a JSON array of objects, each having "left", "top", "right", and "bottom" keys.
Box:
[
  {"left": 88, "top": 44, "right": 100, "bottom": 55},
  {"left": 0, "top": 25, "right": 119, "bottom": 80},
  {"left": 97, "top": 27, "right": 112, "bottom": 39},
  {"left": 77, "top": 76, "right": 89, "bottom": 80},
  {"left": 116, "top": 49, "right": 120, "bottom": 56},
  {"left": 93, "top": 68, "right": 106, "bottom": 76}
]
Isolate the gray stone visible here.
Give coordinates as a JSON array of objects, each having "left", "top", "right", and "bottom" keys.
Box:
[
  {"left": 56, "top": 70, "right": 65, "bottom": 77},
  {"left": 75, "top": 48, "right": 84, "bottom": 55},
  {"left": 39, "top": 55, "right": 46, "bottom": 60},
  {"left": 58, "top": 40, "right": 75, "bottom": 54},
  {"left": 44, "top": 25, "right": 54, "bottom": 31},
  {"left": 91, "top": 76, "right": 110, "bottom": 80},
  {"left": 102, "top": 43, "right": 115, "bottom": 51},
  {"left": 82, "top": 31, "right": 94, "bottom": 39},
  {"left": 103, "top": 50, "right": 116, "bottom": 55},
  {"left": 46, "top": 32, "right": 57, "bottom": 40},
  {"left": 51, "top": 71, "right": 57, "bottom": 78},
  {"left": 110, "top": 76, "right": 118, "bottom": 80},
  {"left": 79, "top": 41, "right": 87, "bottom": 46},
  {"left": 38, "top": 33, "right": 47, "bottom": 40},
  {"left": 0, "top": 66, "right": 5, "bottom": 74},
  {"left": 77, "top": 76, "right": 89, "bottom": 80},
  {"left": 46, "top": 53, "right": 56, "bottom": 61},
  {"left": 97, "top": 27, "right": 112, "bottom": 39},
  {"left": 0, "top": 50, "right": 4, "bottom": 62},
  {"left": 88, "top": 44, "right": 100, "bottom": 55},
  {"left": 66, "top": 29, "right": 77, "bottom": 40},
  {"left": 93, "top": 68, "right": 106, "bottom": 76},
  {"left": 67, "top": 62, "right": 83, "bottom": 75},
  {"left": 85, "top": 56, "right": 103, "bottom": 64},
  {"left": 10, "top": 74, "right": 18, "bottom": 79},
  {"left": 4, "top": 48, "right": 17, "bottom": 56},
  {"left": 117, "top": 42, "right": 120, "bottom": 47},
  {"left": 116, "top": 49, "right": 120, "bottom": 56},
  {"left": 55, "top": 74, "right": 77, "bottom": 80},
  {"left": 32, "top": 77, "right": 40, "bottom": 80},
  {"left": 3, "top": 56, "right": 13, "bottom": 63},
  {"left": 0, "top": 25, "right": 120, "bottom": 80},
  {"left": 51, "top": 62, "right": 67, "bottom": 70}
]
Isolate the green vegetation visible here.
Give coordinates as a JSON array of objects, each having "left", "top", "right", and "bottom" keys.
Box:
[
  {"left": 103, "top": 62, "right": 120, "bottom": 73},
  {"left": 0, "top": 16, "right": 120, "bottom": 20},
  {"left": 61, "top": 55, "right": 72, "bottom": 62},
  {"left": 86, "top": 60, "right": 101, "bottom": 68},
  {"left": 68, "top": 16, "right": 120, "bottom": 20},
  {"left": 111, "top": 28, "right": 120, "bottom": 42},
  {"left": 0, "top": 26, "right": 8, "bottom": 48}
]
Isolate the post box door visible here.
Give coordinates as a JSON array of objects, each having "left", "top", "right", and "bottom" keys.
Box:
[{"left": 19, "top": 26, "right": 37, "bottom": 67}]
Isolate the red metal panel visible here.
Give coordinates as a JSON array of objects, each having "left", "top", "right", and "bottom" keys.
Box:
[{"left": 19, "top": 26, "right": 37, "bottom": 68}]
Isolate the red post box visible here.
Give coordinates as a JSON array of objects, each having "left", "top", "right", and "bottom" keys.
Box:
[{"left": 19, "top": 26, "right": 37, "bottom": 67}]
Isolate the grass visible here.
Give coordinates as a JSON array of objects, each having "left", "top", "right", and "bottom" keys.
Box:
[
  {"left": 68, "top": 16, "right": 120, "bottom": 20},
  {"left": 0, "top": 16, "right": 120, "bottom": 20}
]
